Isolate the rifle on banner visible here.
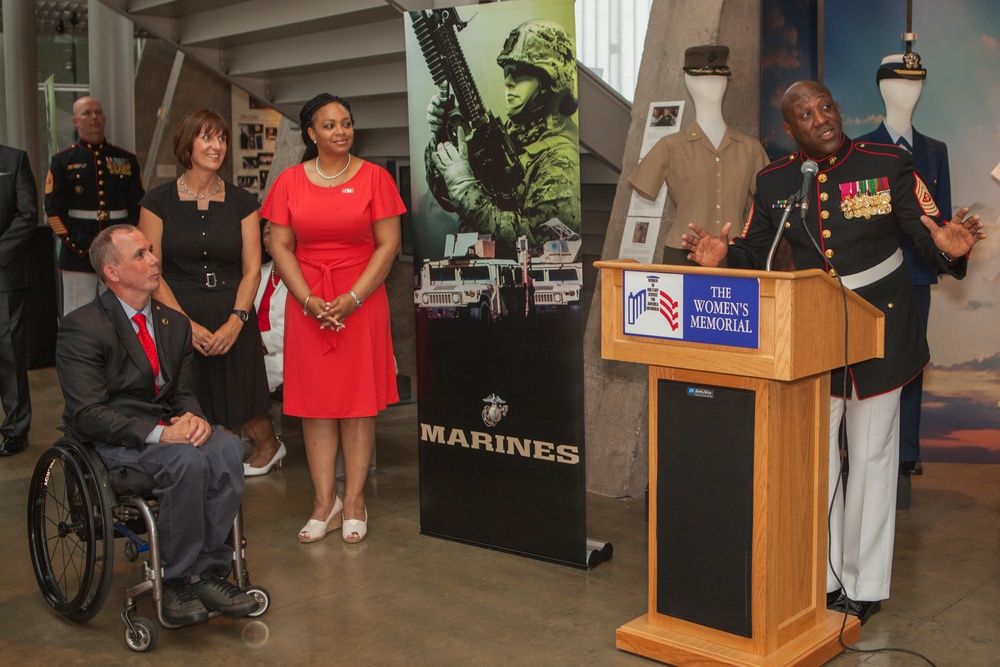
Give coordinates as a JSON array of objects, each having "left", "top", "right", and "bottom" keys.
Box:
[{"left": 410, "top": 8, "right": 525, "bottom": 210}]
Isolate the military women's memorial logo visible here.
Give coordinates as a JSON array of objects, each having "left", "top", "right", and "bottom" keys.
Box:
[{"left": 623, "top": 271, "right": 761, "bottom": 349}]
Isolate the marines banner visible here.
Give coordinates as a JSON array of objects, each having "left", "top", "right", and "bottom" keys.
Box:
[{"left": 405, "top": 0, "right": 590, "bottom": 567}]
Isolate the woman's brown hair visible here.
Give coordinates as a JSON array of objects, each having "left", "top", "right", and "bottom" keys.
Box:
[{"left": 173, "top": 109, "right": 232, "bottom": 170}]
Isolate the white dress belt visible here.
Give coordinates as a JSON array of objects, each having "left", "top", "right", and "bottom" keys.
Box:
[
  {"left": 840, "top": 249, "right": 904, "bottom": 290},
  {"left": 68, "top": 208, "right": 129, "bottom": 220}
]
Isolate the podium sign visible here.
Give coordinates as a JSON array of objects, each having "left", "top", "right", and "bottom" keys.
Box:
[
  {"left": 598, "top": 260, "right": 884, "bottom": 667},
  {"left": 622, "top": 270, "right": 760, "bottom": 348}
]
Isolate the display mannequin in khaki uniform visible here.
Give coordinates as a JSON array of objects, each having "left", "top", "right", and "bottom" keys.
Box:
[
  {"left": 682, "top": 81, "right": 985, "bottom": 624},
  {"left": 45, "top": 97, "right": 144, "bottom": 315},
  {"left": 629, "top": 45, "right": 769, "bottom": 265}
]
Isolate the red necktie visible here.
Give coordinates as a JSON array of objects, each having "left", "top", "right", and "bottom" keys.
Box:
[{"left": 133, "top": 313, "right": 160, "bottom": 395}]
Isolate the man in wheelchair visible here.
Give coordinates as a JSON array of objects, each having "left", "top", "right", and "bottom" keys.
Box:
[{"left": 54, "top": 224, "right": 259, "bottom": 625}]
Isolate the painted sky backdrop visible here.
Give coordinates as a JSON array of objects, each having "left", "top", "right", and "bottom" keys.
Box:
[{"left": 824, "top": 0, "right": 1000, "bottom": 463}]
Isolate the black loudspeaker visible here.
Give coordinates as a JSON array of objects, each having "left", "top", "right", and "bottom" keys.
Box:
[{"left": 655, "top": 379, "right": 755, "bottom": 638}]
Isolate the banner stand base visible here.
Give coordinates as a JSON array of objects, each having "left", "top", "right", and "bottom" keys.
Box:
[{"left": 586, "top": 538, "right": 614, "bottom": 569}]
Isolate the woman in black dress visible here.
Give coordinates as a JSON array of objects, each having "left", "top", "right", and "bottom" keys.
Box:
[{"left": 138, "top": 110, "right": 281, "bottom": 470}]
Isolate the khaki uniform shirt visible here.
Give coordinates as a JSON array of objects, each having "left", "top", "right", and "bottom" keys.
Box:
[{"left": 628, "top": 122, "right": 769, "bottom": 249}]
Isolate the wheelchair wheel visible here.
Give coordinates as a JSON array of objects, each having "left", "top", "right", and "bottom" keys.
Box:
[
  {"left": 27, "top": 441, "right": 115, "bottom": 622},
  {"left": 245, "top": 586, "right": 271, "bottom": 617},
  {"left": 124, "top": 616, "right": 157, "bottom": 652}
]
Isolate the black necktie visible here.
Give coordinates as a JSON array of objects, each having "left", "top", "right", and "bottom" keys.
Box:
[{"left": 896, "top": 137, "right": 912, "bottom": 153}]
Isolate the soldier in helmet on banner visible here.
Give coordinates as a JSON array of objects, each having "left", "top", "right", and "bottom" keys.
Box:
[{"left": 425, "top": 18, "right": 581, "bottom": 255}]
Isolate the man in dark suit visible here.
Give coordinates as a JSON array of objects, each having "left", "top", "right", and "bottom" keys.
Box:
[
  {"left": 55, "top": 224, "right": 258, "bottom": 625},
  {"left": 681, "top": 81, "right": 984, "bottom": 624},
  {"left": 0, "top": 144, "right": 37, "bottom": 456}
]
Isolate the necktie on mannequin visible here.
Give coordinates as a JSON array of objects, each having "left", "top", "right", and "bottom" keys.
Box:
[
  {"left": 896, "top": 136, "right": 912, "bottom": 153},
  {"left": 133, "top": 313, "right": 160, "bottom": 395}
]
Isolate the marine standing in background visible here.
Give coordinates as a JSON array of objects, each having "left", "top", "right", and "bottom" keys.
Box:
[{"left": 45, "top": 96, "right": 145, "bottom": 315}]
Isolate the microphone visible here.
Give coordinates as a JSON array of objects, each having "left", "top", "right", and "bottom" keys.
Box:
[{"left": 798, "top": 160, "right": 819, "bottom": 218}]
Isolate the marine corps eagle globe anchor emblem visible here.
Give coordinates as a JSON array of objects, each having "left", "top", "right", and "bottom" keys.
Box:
[{"left": 482, "top": 393, "right": 509, "bottom": 427}]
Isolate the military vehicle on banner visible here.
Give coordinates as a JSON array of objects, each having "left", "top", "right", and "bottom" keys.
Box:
[
  {"left": 527, "top": 220, "right": 583, "bottom": 314},
  {"left": 414, "top": 232, "right": 528, "bottom": 322},
  {"left": 414, "top": 220, "right": 583, "bottom": 321}
]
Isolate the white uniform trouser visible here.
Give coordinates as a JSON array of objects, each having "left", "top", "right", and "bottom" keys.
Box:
[
  {"left": 827, "top": 388, "right": 901, "bottom": 602},
  {"left": 61, "top": 271, "right": 106, "bottom": 315}
]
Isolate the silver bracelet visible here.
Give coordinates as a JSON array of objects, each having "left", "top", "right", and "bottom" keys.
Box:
[{"left": 348, "top": 290, "right": 363, "bottom": 307}]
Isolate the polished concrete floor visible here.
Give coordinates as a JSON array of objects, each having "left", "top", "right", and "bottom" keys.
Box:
[{"left": 1, "top": 367, "right": 997, "bottom": 666}]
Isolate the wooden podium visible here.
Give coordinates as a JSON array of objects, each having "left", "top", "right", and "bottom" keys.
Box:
[{"left": 596, "top": 261, "right": 885, "bottom": 666}]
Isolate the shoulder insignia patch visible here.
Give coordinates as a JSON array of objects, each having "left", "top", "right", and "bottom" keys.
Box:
[{"left": 913, "top": 174, "right": 940, "bottom": 217}]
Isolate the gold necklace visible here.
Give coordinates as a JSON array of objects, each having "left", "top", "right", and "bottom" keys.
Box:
[
  {"left": 180, "top": 174, "right": 222, "bottom": 200},
  {"left": 315, "top": 154, "right": 351, "bottom": 181}
]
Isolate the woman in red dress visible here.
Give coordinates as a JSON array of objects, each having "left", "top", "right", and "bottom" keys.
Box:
[{"left": 262, "top": 94, "right": 404, "bottom": 544}]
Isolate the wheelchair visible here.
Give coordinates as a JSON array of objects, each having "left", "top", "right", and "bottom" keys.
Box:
[{"left": 26, "top": 436, "right": 271, "bottom": 652}]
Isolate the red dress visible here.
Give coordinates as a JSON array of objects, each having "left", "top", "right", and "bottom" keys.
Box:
[{"left": 261, "top": 161, "right": 405, "bottom": 418}]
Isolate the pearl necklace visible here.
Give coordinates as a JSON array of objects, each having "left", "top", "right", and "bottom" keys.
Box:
[
  {"left": 180, "top": 174, "right": 222, "bottom": 200},
  {"left": 315, "top": 154, "right": 351, "bottom": 181},
  {"left": 270, "top": 263, "right": 280, "bottom": 288}
]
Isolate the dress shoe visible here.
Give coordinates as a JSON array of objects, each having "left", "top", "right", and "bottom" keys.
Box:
[
  {"left": 189, "top": 568, "right": 260, "bottom": 617},
  {"left": 900, "top": 460, "right": 923, "bottom": 476},
  {"left": 827, "top": 590, "right": 847, "bottom": 611},
  {"left": 343, "top": 507, "right": 368, "bottom": 544},
  {"left": 243, "top": 440, "right": 287, "bottom": 476},
  {"left": 298, "top": 496, "right": 343, "bottom": 543},
  {"left": 844, "top": 598, "right": 881, "bottom": 625},
  {"left": 0, "top": 435, "right": 27, "bottom": 456},
  {"left": 162, "top": 579, "right": 210, "bottom": 625}
]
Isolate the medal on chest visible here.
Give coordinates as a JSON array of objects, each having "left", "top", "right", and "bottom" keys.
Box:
[{"left": 839, "top": 177, "right": 891, "bottom": 219}]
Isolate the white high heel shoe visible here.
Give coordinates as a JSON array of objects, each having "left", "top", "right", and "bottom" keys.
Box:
[
  {"left": 298, "top": 496, "right": 344, "bottom": 543},
  {"left": 342, "top": 507, "right": 368, "bottom": 544},
  {"left": 243, "top": 440, "right": 287, "bottom": 477}
]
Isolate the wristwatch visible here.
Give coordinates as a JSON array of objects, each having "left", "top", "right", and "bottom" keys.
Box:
[{"left": 232, "top": 309, "right": 249, "bottom": 322}]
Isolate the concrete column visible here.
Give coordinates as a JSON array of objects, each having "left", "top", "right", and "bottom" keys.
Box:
[
  {"left": 88, "top": 0, "right": 137, "bottom": 151},
  {"left": 2, "top": 0, "right": 41, "bottom": 175},
  {"left": 583, "top": 0, "right": 762, "bottom": 497}
]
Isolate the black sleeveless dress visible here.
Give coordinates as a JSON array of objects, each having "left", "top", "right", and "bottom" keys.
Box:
[{"left": 140, "top": 181, "right": 270, "bottom": 429}]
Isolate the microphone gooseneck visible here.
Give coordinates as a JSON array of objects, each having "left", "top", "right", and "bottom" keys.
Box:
[{"left": 798, "top": 159, "right": 819, "bottom": 219}]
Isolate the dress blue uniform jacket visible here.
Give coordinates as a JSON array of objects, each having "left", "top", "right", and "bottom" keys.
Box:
[
  {"left": 855, "top": 123, "right": 952, "bottom": 286},
  {"left": 727, "top": 136, "right": 965, "bottom": 399},
  {"left": 45, "top": 140, "right": 144, "bottom": 273}
]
